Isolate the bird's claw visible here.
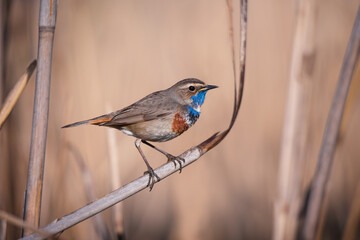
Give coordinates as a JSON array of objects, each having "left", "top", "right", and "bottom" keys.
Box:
[
  {"left": 144, "top": 168, "right": 161, "bottom": 191},
  {"left": 166, "top": 154, "right": 185, "bottom": 173}
]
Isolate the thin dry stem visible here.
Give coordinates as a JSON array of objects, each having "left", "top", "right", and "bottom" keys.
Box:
[{"left": 198, "top": 0, "right": 247, "bottom": 153}]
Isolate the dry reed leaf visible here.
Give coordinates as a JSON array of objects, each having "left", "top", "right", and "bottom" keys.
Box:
[{"left": 0, "top": 60, "right": 37, "bottom": 129}]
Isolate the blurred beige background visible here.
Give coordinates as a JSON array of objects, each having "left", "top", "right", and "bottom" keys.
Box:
[{"left": 1, "top": 0, "right": 360, "bottom": 239}]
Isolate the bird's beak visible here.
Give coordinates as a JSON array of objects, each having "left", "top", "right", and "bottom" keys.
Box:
[{"left": 201, "top": 85, "right": 218, "bottom": 91}]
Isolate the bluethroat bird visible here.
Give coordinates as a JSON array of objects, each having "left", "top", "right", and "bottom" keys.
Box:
[{"left": 63, "top": 78, "right": 218, "bottom": 190}]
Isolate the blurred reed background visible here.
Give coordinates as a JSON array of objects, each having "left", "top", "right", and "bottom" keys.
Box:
[{"left": 1, "top": 0, "right": 360, "bottom": 239}]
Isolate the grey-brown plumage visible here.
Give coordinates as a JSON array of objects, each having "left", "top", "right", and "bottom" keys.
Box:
[{"left": 63, "top": 78, "right": 218, "bottom": 190}]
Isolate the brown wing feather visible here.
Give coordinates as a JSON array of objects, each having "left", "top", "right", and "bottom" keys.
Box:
[
  {"left": 63, "top": 90, "right": 178, "bottom": 129},
  {"left": 102, "top": 90, "right": 176, "bottom": 127}
]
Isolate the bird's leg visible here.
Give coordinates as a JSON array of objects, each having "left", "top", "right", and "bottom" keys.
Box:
[
  {"left": 135, "top": 139, "right": 160, "bottom": 191},
  {"left": 141, "top": 140, "right": 185, "bottom": 173}
]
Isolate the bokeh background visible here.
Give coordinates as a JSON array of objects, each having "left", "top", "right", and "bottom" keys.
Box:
[{"left": 1, "top": 0, "right": 360, "bottom": 239}]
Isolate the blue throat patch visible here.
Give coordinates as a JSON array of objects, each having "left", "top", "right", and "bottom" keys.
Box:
[
  {"left": 186, "top": 90, "right": 208, "bottom": 124},
  {"left": 191, "top": 90, "right": 207, "bottom": 107}
]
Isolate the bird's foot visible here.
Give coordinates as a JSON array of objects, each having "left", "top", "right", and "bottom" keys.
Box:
[
  {"left": 166, "top": 154, "right": 185, "bottom": 173},
  {"left": 144, "top": 167, "right": 161, "bottom": 191}
]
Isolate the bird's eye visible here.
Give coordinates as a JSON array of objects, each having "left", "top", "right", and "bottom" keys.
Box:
[{"left": 188, "top": 86, "right": 195, "bottom": 91}]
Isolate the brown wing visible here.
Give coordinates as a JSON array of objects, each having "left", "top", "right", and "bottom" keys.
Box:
[
  {"left": 63, "top": 90, "right": 176, "bottom": 129},
  {"left": 101, "top": 90, "right": 175, "bottom": 128}
]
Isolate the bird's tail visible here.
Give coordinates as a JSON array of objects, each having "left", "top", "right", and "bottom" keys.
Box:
[{"left": 62, "top": 115, "right": 112, "bottom": 128}]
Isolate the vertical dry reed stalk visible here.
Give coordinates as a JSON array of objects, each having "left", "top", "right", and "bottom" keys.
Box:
[
  {"left": 273, "top": 0, "right": 316, "bottom": 239},
  {"left": 301, "top": 6, "right": 360, "bottom": 240},
  {"left": 23, "top": 0, "right": 57, "bottom": 235},
  {"left": 0, "top": 1, "right": 8, "bottom": 239}
]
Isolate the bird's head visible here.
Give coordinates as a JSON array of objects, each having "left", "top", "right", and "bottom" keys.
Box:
[{"left": 169, "top": 78, "right": 218, "bottom": 110}]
